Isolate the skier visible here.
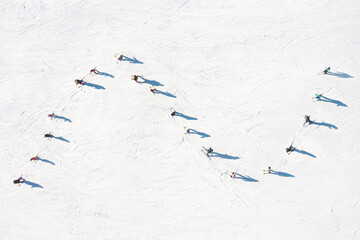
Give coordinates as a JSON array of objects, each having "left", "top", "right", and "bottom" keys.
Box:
[
  {"left": 264, "top": 166, "right": 272, "bottom": 174},
  {"left": 171, "top": 110, "right": 177, "bottom": 117},
  {"left": 118, "top": 54, "right": 123, "bottom": 61},
  {"left": 90, "top": 68, "right": 99, "bottom": 74},
  {"left": 315, "top": 94, "right": 322, "bottom": 101},
  {"left": 230, "top": 172, "right": 236, "bottom": 178},
  {"left": 184, "top": 126, "right": 191, "bottom": 134},
  {"left": 30, "top": 156, "right": 39, "bottom": 161},
  {"left": 304, "top": 115, "right": 313, "bottom": 126},
  {"left": 13, "top": 176, "right": 25, "bottom": 184},
  {"left": 206, "top": 147, "right": 213, "bottom": 156},
  {"left": 150, "top": 86, "right": 157, "bottom": 93},
  {"left": 75, "top": 79, "right": 85, "bottom": 85},
  {"left": 48, "top": 112, "right": 55, "bottom": 120},
  {"left": 131, "top": 75, "right": 139, "bottom": 82},
  {"left": 44, "top": 133, "right": 53, "bottom": 138},
  {"left": 323, "top": 67, "right": 330, "bottom": 74},
  {"left": 286, "top": 145, "right": 294, "bottom": 154}
]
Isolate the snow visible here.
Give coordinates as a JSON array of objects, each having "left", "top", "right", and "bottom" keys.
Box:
[{"left": 1, "top": 0, "right": 359, "bottom": 239}]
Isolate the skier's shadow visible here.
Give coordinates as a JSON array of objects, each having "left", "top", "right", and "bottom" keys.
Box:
[
  {"left": 311, "top": 121, "right": 338, "bottom": 130},
  {"left": 271, "top": 170, "right": 294, "bottom": 177},
  {"left": 37, "top": 157, "right": 55, "bottom": 165},
  {"left": 189, "top": 129, "right": 210, "bottom": 138},
  {"left": 53, "top": 136, "right": 70, "bottom": 143},
  {"left": 84, "top": 82, "right": 106, "bottom": 90},
  {"left": 23, "top": 180, "right": 44, "bottom": 188},
  {"left": 212, "top": 152, "right": 239, "bottom": 160},
  {"left": 176, "top": 112, "right": 197, "bottom": 120},
  {"left": 155, "top": 90, "right": 176, "bottom": 98},
  {"left": 54, "top": 115, "right": 72, "bottom": 122},
  {"left": 327, "top": 71, "right": 353, "bottom": 78},
  {"left": 234, "top": 173, "right": 258, "bottom": 182},
  {"left": 319, "top": 96, "right": 347, "bottom": 107},
  {"left": 97, "top": 71, "right": 114, "bottom": 78},
  {"left": 139, "top": 76, "right": 164, "bottom": 86},
  {"left": 293, "top": 147, "right": 316, "bottom": 158},
  {"left": 122, "top": 56, "right": 144, "bottom": 64}
]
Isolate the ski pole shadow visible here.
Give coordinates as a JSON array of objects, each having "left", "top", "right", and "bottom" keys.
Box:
[
  {"left": 271, "top": 170, "right": 295, "bottom": 177},
  {"left": 139, "top": 76, "right": 164, "bottom": 86},
  {"left": 311, "top": 121, "right": 338, "bottom": 130},
  {"left": 53, "top": 136, "right": 70, "bottom": 143},
  {"left": 97, "top": 71, "right": 114, "bottom": 78},
  {"left": 189, "top": 129, "right": 211, "bottom": 138},
  {"left": 155, "top": 90, "right": 176, "bottom": 98},
  {"left": 38, "top": 157, "right": 55, "bottom": 165},
  {"left": 84, "top": 82, "right": 106, "bottom": 90},
  {"left": 122, "top": 56, "right": 144, "bottom": 64},
  {"left": 320, "top": 96, "right": 347, "bottom": 107},
  {"left": 293, "top": 148, "right": 316, "bottom": 158},
  {"left": 23, "top": 180, "right": 44, "bottom": 188},
  {"left": 234, "top": 173, "right": 259, "bottom": 182},
  {"left": 212, "top": 152, "right": 239, "bottom": 160},
  {"left": 54, "top": 115, "right": 72, "bottom": 122},
  {"left": 327, "top": 71, "right": 354, "bottom": 78},
  {"left": 176, "top": 112, "right": 197, "bottom": 120}
]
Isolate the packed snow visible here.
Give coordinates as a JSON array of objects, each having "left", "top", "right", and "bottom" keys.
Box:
[{"left": 1, "top": 0, "right": 359, "bottom": 239}]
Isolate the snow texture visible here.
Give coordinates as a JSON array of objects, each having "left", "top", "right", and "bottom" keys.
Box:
[{"left": 0, "top": 0, "right": 359, "bottom": 239}]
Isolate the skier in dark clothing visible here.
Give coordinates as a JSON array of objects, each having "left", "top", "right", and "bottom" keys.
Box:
[
  {"left": 304, "top": 115, "right": 313, "bottom": 126},
  {"left": 207, "top": 147, "right": 213, "bottom": 156},
  {"left": 13, "top": 176, "right": 25, "bottom": 184},
  {"left": 118, "top": 54, "right": 123, "bottom": 61},
  {"left": 286, "top": 145, "right": 294, "bottom": 153},
  {"left": 171, "top": 110, "right": 177, "bottom": 117},
  {"left": 75, "top": 79, "right": 85, "bottom": 85},
  {"left": 44, "top": 133, "right": 53, "bottom": 138},
  {"left": 132, "top": 75, "right": 139, "bottom": 82}
]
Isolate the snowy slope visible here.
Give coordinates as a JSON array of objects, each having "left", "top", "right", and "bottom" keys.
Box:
[{"left": 1, "top": 0, "right": 360, "bottom": 239}]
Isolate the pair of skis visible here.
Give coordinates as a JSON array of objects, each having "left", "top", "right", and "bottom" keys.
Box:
[
  {"left": 201, "top": 146, "right": 211, "bottom": 159},
  {"left": 263, "top": 170, "right": 272, "bottom": 174}
]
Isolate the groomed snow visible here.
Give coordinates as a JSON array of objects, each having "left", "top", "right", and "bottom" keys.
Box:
[{"left": 0, "top": 0, "right": 359, "bottom": 239}]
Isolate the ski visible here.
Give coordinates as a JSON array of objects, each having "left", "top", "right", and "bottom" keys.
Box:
[{"left": 201, "top": 149, "right": 211, "bottom": 159}]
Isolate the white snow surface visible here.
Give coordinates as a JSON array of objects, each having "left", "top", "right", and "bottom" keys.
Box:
[{"left": 1, "top": 0, "right": 360, "bottom": 239}]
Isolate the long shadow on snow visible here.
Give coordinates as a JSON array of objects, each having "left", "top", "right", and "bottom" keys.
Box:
[
  {"left": 97, "top": 71, "right": 114, "bottom": 78},
  {"left": 54, "top": 115, "right": 72, "bottom": 122},
  {"left": 23, "top": 180, "right": 44, "bottom": 188},
  {"left": 53, "top": 136, "right": 70, "bottom": 143},
  {"left": 84, "top": 82, "right": 106, "bottom": 90},
  {"left": 293, "top": 148, "right": 316, "bottom": 158},
  {"left": 212, "top": 152, "right": 239, "bottom": 160},
  {"left": 37, "top": 157, "right": 55, "bottom": 165},
  {"left": 122, "top": 56, "right": 144, "bottom": 64},
  {"left": 327, "top": 71, "right": 354, "bottom": 78},
  {"left": 234, "top": 173, "right": 258, "bottom": 182},
  {"left": 188, "top": 129, "right": 210, "bottom": 138},
  {"left": 176, "top": 112, "right": 197, "bottom": 120},
  {"left": 319, "top": 96, "right": 347, "bottom": 107},
  {"left": 311, "top": 121, "right": 338, "bottom": 130},
  {"left": 139, "top": 76, "right": 164, "bottom": 86},
  {"left": 155, "top": 90, "right": 176, "bottom": 98},
  {"left": 271, "top": 171, "right": 294, "bottom": 177}
]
